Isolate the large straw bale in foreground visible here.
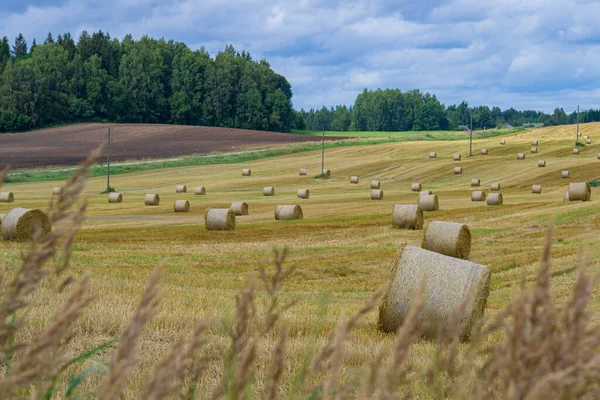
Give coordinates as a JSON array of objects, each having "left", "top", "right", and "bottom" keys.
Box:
[
  {"left": 297, "top": 189, "right": 310, "bottom": 199},
  {"left": 487, "top": 193, "right": 503, "bottom": 206},
  {"left": 422, "top": 220, "right": 471, "bottom": 260},
  {"left": 1, "top": 208, "right": 51, "bottom": 242},
  {"left": 378, "top": 246, "right": 491, "bottom": 340},
  {"left": 52, "top": 187, "right": 63, "bottom": 196},
  {"left": 108, "top": 192, "right": 122, "bottom": 203},
  {"left": 144, "top": 194, "right": 160, "bottom": 206},
  {"left": 371, "top": 180, "right": 381, "bottom": 189},
  {"left": 392, "top": 205, "right": 423, "bottom": 230},
  {"left": 230, "top": 202, "right": 249, "bottom": 216},
  {"left": 205, "top": 208, "right": 236, "bottom": 230},
  {"left": 454, "top": 167, "right": 462, "bottom": 174},
  {"left": 299, "top": 168, "right": 307, "bottom": 176},
  {"left": 419, "top": 194, "right": 439, "bottom": 212},
  {"left": 532, "top": 185, "right": 542, "bottom": 194},
  {"left": 275, "top": 205, "right": 303, "bottom": 220},
  {"left": 491, "top": 182, "right": 501, "bottom": 191},
  {"left": 411, "top": 183, "right": 422, "bottom": 192},
  {"left": 371, "top": 189, "right": 383, "bottom": 200},
  {"left": 263, "top": 186, "right": 275, "bottom": 196},
  {"left": 471, "top": 191, "right": 486, "bottom": 201},
  {"left": 350, "top": 176, "right": 359, "bottom": 184},
  {"left": 242, "top": 168, "right": 251, "bottom": 176},
  {"left": 0, "top": 192, "right": 14, "bottom": 202},
  {"left": 174, "top": 200, "right": 190, "bottom": 212},
  {"left": 194, "top": 186, "right": 206, "bottom": 195},
  {"left": 175, "top": 185, "right": 187, "bottom": 193},
  {"left": 568, "top": 182, "right": 591, "bottom": 201}
]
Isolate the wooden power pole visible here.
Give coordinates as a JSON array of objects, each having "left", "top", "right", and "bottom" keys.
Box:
[
  {"left": 576, "top": 105, "right": 580, "bottom": 145},
  {"left": 107, "top": 127, "right": 111, "bottom": 190},
  {"left": 321, "top": 125, "right": 325, "bottom": 175},
  {"left": 469, "top": 109, "right": 473, "bottom": 156}
]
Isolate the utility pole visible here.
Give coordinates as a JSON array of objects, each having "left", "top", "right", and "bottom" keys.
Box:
[
  {"left": 106, "top": 127, "right": 111, "bottom": 190},
  {"left": 321, "top": 125, "right": 325, "bottom": 175},
  {"left": 576, "top": 105, "right": 580, "bottom": 145},
  {"left": 469, "top": 109, "right": 473, "bottom": 156}
]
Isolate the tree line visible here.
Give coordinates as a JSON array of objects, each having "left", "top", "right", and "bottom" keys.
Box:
[{"left": 0, "top": 32, "right": 295, "bottom": 132}]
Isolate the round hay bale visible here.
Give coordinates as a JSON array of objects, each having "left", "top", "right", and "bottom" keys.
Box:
[
  {"left": 230, "top": 202, "right": 249, "bottom": 216},
  {"left": 371, "top": 189, "right": 383, "bottom": 200},
  {"left": 263, "top": 186, "right": 275, "bottom": 196},
  {"left": 275, "top": 205, "right": 303, "bottom": 220},
  {"left": 299, "top": 168, "right": 307, "bottom": 176},
  {"left": 421, "top": 220, "right": 471, "bottom": 260},
  {"left": 175, "top": 185, "right": 187, "bottom": 193},
  {"left": 242, "top": 169, "right": 251, "bottom": 176},
  {"left": 378, "top": 246, "right": 490, "bottom": 339},
  {"left": 532, "top": 185, "right": 542, "bottom": 194},
  {"left": 52, "top": 187, "right": 63, "bottom": 196},
  {"left": 371, "top": 180, "right": 381, "bottom": 189},
  {"left": 454, "top": 154, "right": 461, "bottom": 161},
  {"left": 538, "top": 160, "right": 546, "bottom": 167},
  {"left": 561, "top": 170, "right": 570, "bottom": 178},
  {"left": 573, "top": 148, "right": 580, "bottom": 155},
  {"left": 532, "top": 140, "right": 538, "bottom": 145},
  {"left": 297, "top": 189, "right": 310, "bottom": 199},
  {"left": 531, "top": 147, "right": 538, "bottom": 153},
  {"left": 487, "top": 192, "right": 503, "bottom": 206},
  {"left": 584, "top": 135, "right": 589, "bottom": 140},
  {"left": 205, "top": 208, "right": 236, "bottom": 230},
  {"left": 174, "top": 200, "right": 190, "bottom": 212},
  {"left": 0, "top": 192, "right": 14, "bottom": 203},
  {"left": 500, "top": 139, "right": 506, "bottom": 145},
  {"left": 471, "top": 178, "right": 480, "bottom": 187},
  {"left": 108, "top": 192, "right": 122, "bottom": 203},
  {"left": 564, "top": 191, "right": 570, "bottom": 201},
  {"left": 144, "top": 194, "right": 160, "bottom": 206},
  {"left": 419, "top": 191, "right": 433, "bottom": 198},
  {"left": 0, "top": 214, "right": 4, "bottom": 230},
  {"left": 194, "top": 186, "right": 206, "bottom": 195},
  {"left": 517, "top": 153, "right": 525, "bottom": 160},
  {"left": 321, "top": 169, "right": 331, "bottom": 178},
  {"left": 480, "top": 148, "right": 488, "bottom": 155},
  {"left": 491, "top": 182, "right": 501, "bottom": 191},
  {"left": 429, "top": 152, "right": 437, "bottom": 158},
  {"left": 411, "top": 183, "right": 422, "bottom": 192},
  {"left": 350, "top": 176, "right": 359, "bottom": 184},
  {"left": 597, "top": 154, "right": 600, "bottom": 160},
  {"left": 392, "top": 205, "right": 423, "bottom": 230},
  {"left": 419, "top": 194, "right": 439, "bottom": 212},
  {"left": 568, "top": 182, "right": 591, "bottom": 202},
  {"left": 454, "top": 167, "right": 463, "bottom": 175},
  {"left": 471, "top": 191, "right": 486, "bottom": 202},
  {"left": 1, "top": 208, "right": 51, "bottom": 242},
  {"left": 587, "top": 138, "right": 592, "bottom": 145}
]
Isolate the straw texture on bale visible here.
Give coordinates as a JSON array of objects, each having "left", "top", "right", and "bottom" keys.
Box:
[
  {"left": 491, "top": 182, "right": 501, "bottom": 191},
  {"left": 205, "top": 208, "right": 236, "bottom": 230},
  {"left": 568, "top": 182, "right": 592, "bottom": 202},
  {"left": 587, "top": 138, "right": 592, "bottom": 144},
  {"left": 263, "top": 186, "right": 275, "bottom": 196},
  {"left": 532, "top": 140, "right": 538, "bottom": 145},
  {"left": 144, "top": 194, "right": 160, "bottom": 206},
  {"left": 230, "top": 202, "right": 249, "bottom": 216},
  {"left": 108, "top": 192, "right": 122, "bottom": 203},
  {"left": 52, "top": 187, "right": 63, "bottom": 196},
  {"left": 411, "top": 183, "right": 422, "bottom": 192},
  {"left": 1, "top": 208, "right": 51, "bottom": 242},
  {"left": 175, "top": 185, "right": 187, "bottom": 193},
  {"left": 471, "top": 191, "right": 486, "bottom": 201},
  {"left": 429, "top": 152, "right": 437, "bottom": 158},
  {"left": 532, "top": 185, "right": 542, "bottom": 194},
  {"left": 564, "top": 191, "right": 570, "bottom": 201},
  {"left": 419, "top": 194, "right": 439, "bottom": 212},
  {"left": 242, "top": 168, "right": 251, "bottom": 176},
  {"left": 194, "top": 186, "right": 206, "bottom": 195},
  {"left": 471, "top": 178, "right": 480, "bottom": 187},
  {"left": 392, "top": 205, "right": 423, "bottom": 230},
  {"left": 371, "top": 189, "right": 384, "bottom": 200},
  {"left": 321, "top": 169, "right": 331, "bottom": 178},
  {"left": 480, "top": 148, "right": 488, "bottom": 155},
  {"left": 274, "top": 205, "right": 303, "bottom": 220},
  {"left": 174, "top": 200, "right": 190, "bottom": 212},
  {"left": 562, "top": 170, "right": 570, "bottom": 178},
  {"left": 297, "top": 189, "right": 310, "bottom": 199},
  {"left": 538, "top": 160, "right": 546, "bottom": 167},
  {"left": 299, "top": 168, "right": 307, "bottom": 176},
  {"left": 0, "top": 214, "right": 4, "bottom": 229},
  {"left": 350, "top": 176, "right": 359, "bottom": 184},
  {"left": 421, "top": 220, "right": 471, "bottom": 260},
  {"left": 531, "top": 147, "right": 538, "bottom": 153},
  {"left": 378, "top": 246, "right": 490, "bottom": 339},
  {"left": 454, "top": 167, "right": 463, "bottom": 174},
  {"left": 487, "top": 192, "right": 503, "bottom": 206},
  {"left": 371, "top": 180, "right": 381, "bottom": 189},
  {"left": 517, "top": 153, "right": 525, "bottom": 160},
  {"left": 573, "top": 148, "right": 580, "bottom": 155},
  {"left": 454, "top": 154, "right": 461, "bottom": 161},
  {"left": 419, "top": 190, "right": 433, "bottom": 197},
  {"left": 500, "top": 139, "right": 506, "bottom": 145},
  {"left": 0, "top": 192, "right": 14, "bottom": 203}
]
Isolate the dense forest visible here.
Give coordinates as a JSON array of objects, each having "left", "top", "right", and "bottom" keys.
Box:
[{"left": 0, "top": 31, "right": 598, "bottom": 134}]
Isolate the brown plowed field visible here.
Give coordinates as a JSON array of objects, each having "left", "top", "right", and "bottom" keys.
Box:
[{"left": 0, "top": 123, "right": 340, "bottom": 169}]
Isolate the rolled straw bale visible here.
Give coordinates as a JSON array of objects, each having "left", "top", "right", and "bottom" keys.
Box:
[
  {"left": 454, "top": 154, "right": 461, "bottom": 161},
  {"left": 297, "top": 189, "right": 310, "bottom": 199},
  {"left": 194, "top": 186, "right": 206, "bottom": 195},
  {"left": 573, "top": 148, "right": 580, "bottom": 155},
  {"left": 471, "top": 178, "right": 480, "bottom": 187},
  {"left": 538, "top": 160, "right": 546, "bottom": 167},
  {"left": 263, "top": 186, "right": 275, "bottom": 196},
  {"left": 0, "top": 192, "right": 14, "bottom": 203},
  {"left": 471, "top": 191, "right": 486, "bottom": 201},
  {"left": 500, "top": 139, "right": 506, "bottom": 145},
  {"left": 568, "top": 182, "right": 591, "bottom": 201},
  {"left": 597, "top": 154, "right": 600, "bottom": 160},
  {"left": 454, "top": 167, "right": 463, "bottom": 175},
  {"left": 275, "top": 205, "right": 303, "bottom": 220},
  {"left": 532, "top": 140, "right": 538, "bottom": 145},
  {"left": 371, "top": 189, "right": 383, "bottom": 200},
  {"left": 175, "top": 185, "right": 187, "bottom": 193},
  {"left": 562, "top": 170, "right": 570, "bottom": 178},
  {"left": 411, "top": 183, "right": 422, "bottom": 192},
  {"left": 481, "top": 148, "right": 488, "bottom": 155},
  {"left": 1, "top": 208, "right": 51, "bottom": 242},
  {"left": 108, "top": 192, "right": 122, "bottom": 203},
  {"left": 564, "top": 191, "right": 570, "bottom": 201},
  {"left": 230, "top": 202, "right": 249, "bottom": 216},
  {"left": 531, "top": 147, "right": 538, "bottom": 153},
  {"left": 52, "top": 187, "right": 63, "bottom": 196},
  {"left": 584, "top": 135, "right": 589, "bottom": 140},
  {"left": 322, "top": 169, "right": 331, "bottom": 178},
  {"left": 421, "top": 220, "right": 471, "bottom": 259},
  {"left": 491, "top": 182, "right": 501, "bottom": 191},
  {"left": 371, "top": 180, "right": 381, "bottom": 189},
  {"left": 532, "top": 185, "right": 543, "bottom": 194},
  {"left": 487, "top": 193, "right": 503, "bottom": 206},
  {"left": 419, "top": 190, "right": 433, "bottom": 197},
  {"left": 378, "top": 246, "right": 490, "bottom": 339},
  {"left": 205, "top": 208, "right": 236, "bottom": 230},
  {"left": 419, "top": 194, "right": 439, "bottom": 212},
  {"left": 587, "top": 138, "right": 592, "bottom": 144},
  {"left": 350, "top": 176, "right": 359, "bottom": 184},
  {"left": 517, "top": 153, "right": 525, "bottom": 160},
  {"left": 299, "top": 168, "right": 307, "bottom": 176},
  {"left": 174, "top": 200, "right": 190, "bottom": 212},
  {"left": 144, "top": 194, "right": 160, "bottom": 206},
  {"left": 242, "top": 168, "right": 251, "bottom": 176},
  {"left": 429, "top": 152, "right": 437, "bottom": 158},
  {"left": 0, "top": 214, "right": 4, "bottom": 230},
  {"left": 392, "top": 205, "right": 423, "bottom": 230}
]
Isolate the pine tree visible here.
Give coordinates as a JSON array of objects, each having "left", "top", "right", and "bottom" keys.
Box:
[
  {"left": 0, "top": 36, "right": 10, "bottom": 70},
  {"left": 12, "top": 33, "right": 27, "bottom": 58},
  {"left": 45, "top": 32, "right": 54, "bottom": 44},
  {"left": 30, "top": 39, "right": 37, "bottom": 53}
]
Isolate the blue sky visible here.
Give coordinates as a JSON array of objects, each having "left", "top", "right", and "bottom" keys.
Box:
[{"left": 1, "top": 0, "right": 600, "bottom": 112}]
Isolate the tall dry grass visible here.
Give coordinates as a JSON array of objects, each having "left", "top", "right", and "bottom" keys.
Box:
[{"left": 1, "top": 153, "right": 600, "bottom": 398}]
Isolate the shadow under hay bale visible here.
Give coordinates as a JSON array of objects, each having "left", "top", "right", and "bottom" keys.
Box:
[
  {"left": 242, "top": 168, "right": 251, "bottom": 176},
  {"left": 144, "top": 194, "right": 160, "bottom": 206},
  {"left": 299, "top": 168, "right": 307, "bottom": 176},
  {"left": 108, "top": 192, "right": 122, "bottom": 203},
  {"left": 487, "top": 192, "right": 503, "bottom": 206},
  {"left": 532, "top": 185, "right": 542, "bottom": 194},
  {"left": 1, "top": 208, "right": 51, "bottom": 242},
  {"left": 52, "top": 187, "right": 63, "bottom": 196},
  {"left": 419, "top": 194, "right": 439, "bottom": 212},
  {"left": 371, "top": 189, "right": 383, "bottom": 200},
  {"left": 491, "top": 182, "right": 501, "bottom": 191},
  {"left": 230, "top": 202, "right": 249, "bottom": 216},
  {"left": 194, "top": 186, "right": 206, "bottom": 195},
  {"left": 378, "top": 246, "right": 490, "bottom": 340},
  {"left": 568, "top": 182, "right": 591, "bottom": 201},
  {"left": 175, "top": 185, "right": 187, "bottom": 193},
  {"left": 422, "top": 220, "right": 471, "bottom": 260},
  {"left": 174, "top": 200, "right": 190, "bottom": 212},
  {"left": 0, "top": 192, "right": 14, "bottom": 203},
  {"left": 371, "top": 180, "right": 381, "bottom": 189},
  {"left": 454, "top": 154, "right": 461, "bottom": 161},
  {"left": 275, "top": 205, "right": 303, "bottom": 220},
  {"left": 263, "top": 186, "right": 275, "bottom": 196},
  {"left": 471, "top": 191, "right": 486, "bottom": 201},
  {"left": 297, "top": 189, "right": 310, "bottom": 199},
  {"left": 411, "top": 183, "right": 422, "bottom": 192},
  {"left": 392, "top": 205, "right": 423, "bottom": 230},
  {"left": 350, "top": 176, "right": 359, "bottom": 184},
  {"left": 205, "top": 208, "right": 236, "bottom": 230},
  {"left": 454, "top": 167, "right": 463, "bottom": 175}
]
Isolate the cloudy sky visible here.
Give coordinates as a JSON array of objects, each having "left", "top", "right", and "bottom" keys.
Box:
[{"left": 1, "top": 0, "right": 599, "bottom": 112}]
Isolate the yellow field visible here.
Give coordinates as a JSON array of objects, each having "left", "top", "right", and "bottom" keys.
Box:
[{"left": 2, "top": 123, "right": 600, "bottom": 396}]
